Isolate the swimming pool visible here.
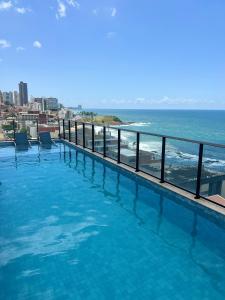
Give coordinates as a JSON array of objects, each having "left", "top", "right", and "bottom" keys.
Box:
[{"left": 0, "top": 142, "right": 225, "bottom": 299}]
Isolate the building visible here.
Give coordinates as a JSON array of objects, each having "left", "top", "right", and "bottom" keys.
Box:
[
  {"left": 0, "top": 90, "right": 3, "bottom": 104},
  {"left": 18, "top": 112, "right": 39, "bottom": 123},
  {"left": 58, "top": 108, "right": 74, "bottom": 120},
  {"left": 13, "top": 91, "right": 20, "bottom": 106},
  {"left": 33, "top": 97, "right": 58, "bottom": 111},
  {"left": 19, "top": 81, "right": 28, "bottom": 105},
  {"left": 45, "top": 98, "right": 58, "bottom": 110},
  {"left": 3, "top": 92, "right": 13, "bottom": 104},
  {"left": 38, "top": 113, "right": 48, "bottom": 124},
  {"left": 29, "top": 100, "right": 42, "bottom": 111},
  {"left": 34, "top": 98, "right": 45, "bottom": 111}
]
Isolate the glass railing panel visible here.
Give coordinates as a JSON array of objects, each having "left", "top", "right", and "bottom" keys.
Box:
[
  {"left": 64, "top": 121, "right": 69, "bottom": 140},
  {"left": 59, "top": 120, "right": 64, "bottom": 139},
  {"left": 120, "top": 130, "right": 136, "bottom": 168},
  {"left": 164, "top": 139, "right": 199, "bottom": 193},
  {"left": 139, "top": 134, "right": 162, "bottom": 178},
  {"left": 200, "top": 145, "right": 225, "bottom": 206},
  {"left": 105, "top": 127, "right": 118, "bottom": 160},
  {"left": 94, "top": 125, "right": 104, "bottom": 154},
  {"left": 38, "top": 120, "right": 60, "bottom": 139},
  {"left": 85, "top": 124, "right": 92, "bottom": 150},
  {"left": 0, "top": 119, "right": 15, "bottom": 141},
  {"left": 77, "top": 122, "right": 83, "bottom": 146},
  {"left": 69, "top": 121, "right": 75, "bottom": 143}
]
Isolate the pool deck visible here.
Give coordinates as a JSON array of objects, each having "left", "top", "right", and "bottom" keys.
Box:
[{"left": 62, "top": 139, "right": 225, "bottom": 218}]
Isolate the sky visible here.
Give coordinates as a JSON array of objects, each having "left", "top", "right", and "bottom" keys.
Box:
[{"left": 0, "top": 0, "right": 225, "bottom": 109}]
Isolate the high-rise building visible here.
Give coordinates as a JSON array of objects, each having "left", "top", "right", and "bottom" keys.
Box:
[
  {"left": 3, "top": 92, "right": 13, "bottom": 104},
  {"left": 0, "top": 90, "right": 3, "bottom": 104},
  {"left": 45, "top": 98, "right": 58, "bottom": 110},
  {"left": 13, "top": 91, "right": 20, "bottom": 106},
  {"left": 19, "top": 81, "right": 28, "bottom": 105}
]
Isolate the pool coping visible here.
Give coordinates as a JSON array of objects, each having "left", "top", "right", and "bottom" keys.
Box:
[{"left": 62, "top": 139, "right": 225, "bottom": 218}]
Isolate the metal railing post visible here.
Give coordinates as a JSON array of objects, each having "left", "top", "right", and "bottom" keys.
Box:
[
  {"left": 92, "top": 124, "right": 95, "bottom": 152},
  {"left": 103, "top": 126, "right": 106, "bottom": 157},
  {"left": 75, "top": 122, "right": 78, "bottom": 144},
  {"left": 195, "top": 143, "right": 204, "bottom": 199},
  {"left": 13, "top": 119, "right": 16, "bottom": 140},
  {"left": 117, "top": 129, "right": 121, "bottom": 163},
  {"left": 83, "top": 123, "right": 85, "bottom": 148},
  {"left": 36, "top": 119, "right": 39, "bottom": 139},
  {"left": 160, "top": 137, "right": 166, "bottom": 183},
  {"left": 136, "top": 132, "right": 140, "bottom": 172},
  {"left": 58, "top": 119, "right": 61, "bottom": 138},
  {"left": 68, "top": 120, "right": 71, "bottom": 142},
  {"left": 63, "top": 119, "right": 65, "bottom": 139}
]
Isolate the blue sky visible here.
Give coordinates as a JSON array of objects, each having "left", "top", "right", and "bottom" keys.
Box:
[{"left": 0, "top": 0, "right": 225, "bottom": 109}]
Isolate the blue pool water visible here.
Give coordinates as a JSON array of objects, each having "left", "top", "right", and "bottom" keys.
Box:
[{"left": 0, "top": 142, "right": 225, "bottom": 299}]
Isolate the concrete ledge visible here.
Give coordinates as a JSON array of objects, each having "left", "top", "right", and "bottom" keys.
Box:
[{"left": 63, "top": 139, "right": 225, "bottom": 218}]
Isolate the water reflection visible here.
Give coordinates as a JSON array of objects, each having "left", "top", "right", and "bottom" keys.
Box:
[
  {"left": 5, "top": 144, "right": 225, "bottom": 291},
  {"left": 61, "top": 148, "right": 225, "bottom": 281},
  {"left": 13, "top": 143, "right": 64, "bottom": 168}
]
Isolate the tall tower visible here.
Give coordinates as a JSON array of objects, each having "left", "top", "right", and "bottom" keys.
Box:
[
  {"left": 0, "top": 90, "right": 3, "bottom": 104},
  {"left": 19, "top": 81, "right": 28, "bottom": 105},
  {"left": 13, "top": 91, "right": 20, "bottom": 106}
]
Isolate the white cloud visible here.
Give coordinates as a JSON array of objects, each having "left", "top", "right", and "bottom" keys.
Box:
[
  {"left": 16, "top": 46, "right": 25, "bottom": 51},
  {"left": 135, "top": 97, "right": 146, "bottom": 104},
  {"left": 15, "top": 7, "right": 31, "bottom": 14},
  {"left": 99, "top": 96, "right": 214, "bottom": 108},
  {"left": 0, "top": 1, "right": 12, "bottom": 10},
  {"left": 111, "top": 7, "right": 117, "bottom": 17},
  {"left": 92, "top": 8, "right": 98, "bottom": 15},
  {"left": 106, "top": 32, "right": 116, "bottom": 39},
  {"left": 66, "top": 0, "right": 80, "bottom": 9},
  {"left": 33, "top": 41, "right": 42, "bottom": 48},
  {"left": 92, "top": 7, "right": 117, "bottom": 17},
  {"left": 56, "top": 0, "right": 66, "bottom": 18},
  {"left": 0, "top": 39, "right": 11, "bottom": 48}
]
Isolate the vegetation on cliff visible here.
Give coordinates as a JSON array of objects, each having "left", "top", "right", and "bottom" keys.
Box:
[{"left": 79, "top": 111, "right": 122, "bottom": 124}]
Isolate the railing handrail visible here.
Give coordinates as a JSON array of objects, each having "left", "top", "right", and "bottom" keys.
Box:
[
  {"left": 63, "top": 120, "right": 225, "bottom": 149},
  {"left": 59, "top": 119, "right": 225, "bottom": 207}
]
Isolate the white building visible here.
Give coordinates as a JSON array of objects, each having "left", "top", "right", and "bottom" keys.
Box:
[
  {"left": 58, "top": 108, "right": 74, "bottom": 120},
  {"left": 13, "top": 91, "right": 20, "bottom": 106},
  {"left": 29, "top": 101, "right": 42, "bottom": 111},
  {"left": 34, "top": 98, "right": 45, "bottom": 112}
]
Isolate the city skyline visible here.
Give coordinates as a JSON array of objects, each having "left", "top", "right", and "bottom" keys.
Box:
[{"left": 0, "top": 0, "right": 225, "bottom": 109}]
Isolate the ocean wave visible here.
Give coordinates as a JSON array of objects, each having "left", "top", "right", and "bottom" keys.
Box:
[
  {"left": 108, "top": 128, "right": 225, "bottom": 168},
  {"left": 139, "top": 142, "right": 225, "bottom": 168},
  {"left": 129, "top": 122, "right": 152, "bottom": 127},
  {"left": 117, "top": 122, "right": 152, "bottom": 127}
]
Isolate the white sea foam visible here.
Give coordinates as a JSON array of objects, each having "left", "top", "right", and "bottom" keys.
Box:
[
  {"left": 139, "top": 141, "right": 162, "bottom": 153},
  {"left": 117, "top": 122, "right": 152, "bottom": 127},
  {"left": 130, "top": 122, "right": 152, "bottom": 127},
  {"left": 108, "top": 123, "right": 225, "bottom": 168}
]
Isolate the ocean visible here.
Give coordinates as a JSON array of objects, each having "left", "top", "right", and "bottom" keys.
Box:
[
  {"left": 90, "top": 109, "right": 225, "bottom": 144},
  {"left": 86, "top": 109, "right": 225, "bottom": 175}
]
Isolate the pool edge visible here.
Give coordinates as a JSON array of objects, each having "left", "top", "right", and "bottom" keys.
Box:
[{"left": 62, "top": 139, "right": 225, "bottom": 218}]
